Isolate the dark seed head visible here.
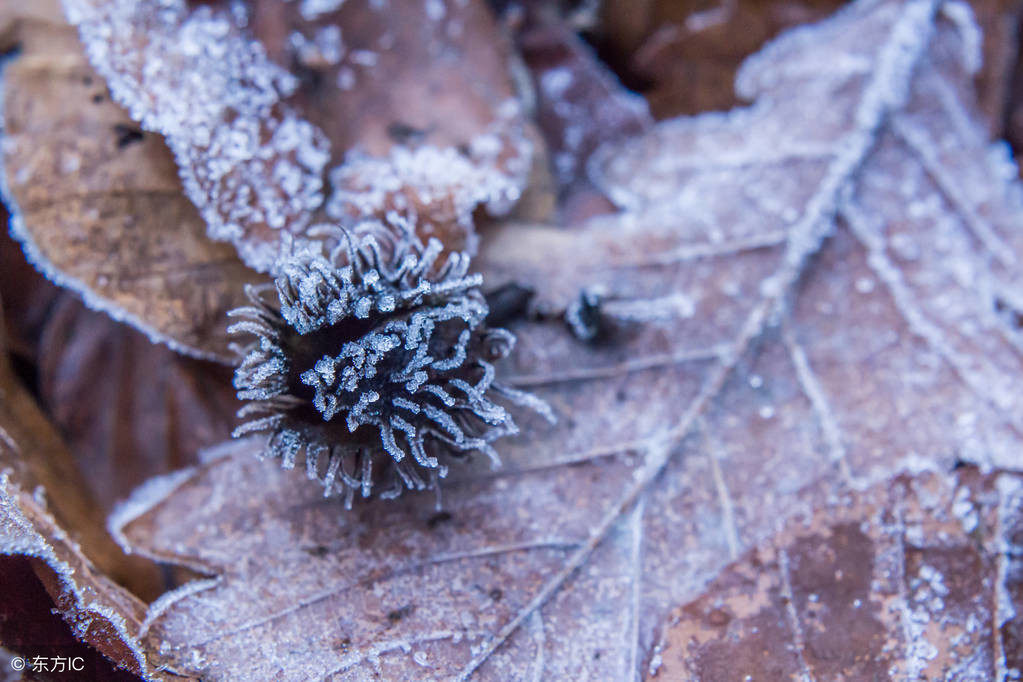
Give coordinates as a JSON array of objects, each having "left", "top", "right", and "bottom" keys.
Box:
[{"left": 228, "top": 227, "right": 553, "bottom": 507}]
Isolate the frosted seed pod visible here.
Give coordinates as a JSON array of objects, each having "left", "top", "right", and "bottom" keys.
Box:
[{"left": 228, "top": 229, "right": 554, "bottom": 506}]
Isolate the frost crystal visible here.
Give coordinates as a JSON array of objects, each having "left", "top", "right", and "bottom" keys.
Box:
[
  {"left": 299, "top": 0, "right": 348, "bottom": 22},
  {"left": 229, "top": 228, "right": 553, "bottom": 506},
  {"left": 326, "top": 101, "right": 532, "bottom": 257}
]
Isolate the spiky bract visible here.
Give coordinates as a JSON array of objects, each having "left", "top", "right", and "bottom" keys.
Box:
[{"left": 229, "top": 229, "right": 552, "bottom": 507}]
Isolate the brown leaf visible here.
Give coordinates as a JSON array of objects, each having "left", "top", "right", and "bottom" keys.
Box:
[
  {"left": 77, "top": 1, "right": 1023, "bottom": 678},
  {"left": 963, "top": 0, "right": 1023, "bottom": 131},
  {"left": 600, "top": 0, "right": 846, "bottom": 117},
  {"left": 513, "top": 6, "right": 652, "bottom": 219},
  {"left": 0, "top": 209, "right": 61, "bottom": 360},
  {"left": 37, "top": 295, "right": 240, "bottom": 515},
  {"left": 652, "top": 468, "right": 1023, "bottom": 679},
  {"left": 0, "top": 13, "right": 268, "bottom": 361},
  {"left": 598, "top": 0, "right": 1021, "bottom": 131},
  {"left": 0, "top": 555, "right": 143, "bottom": 681},
  {"left": 0, "top": 329, "right": 163, "bottom": 676},
  {"left": 65, "top": 0, "right": 534, "bottom": 271},
  {"left": 249, "top": 0, "right": 538, "bottom": 255},
  {"left": 247, "top": 0, "right": 520, "bottom": 160},
  {"left": 0, "top": 0, "right": 63, "bottom": 52}
]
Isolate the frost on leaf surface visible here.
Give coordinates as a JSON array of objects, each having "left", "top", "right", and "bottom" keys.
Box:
[
  {"left": 0, "top": 16, "right": 267, "bottom": 361},
  {"left": 64, "top": 0, "right": 330, "bottom": 272},
  {"left": 228, "top": 226, "right": 552, "bottom": 507},
  {"left": 241, "top": 0, "right": 536, "bottom": 252},
  {"left": 63, "top": 0, "right": 535, "bottom": 271},
  {"left": 90, "top": 0, "right": 1023, "bottom": 680},
  {"left": 325, "top": 111, "right": 532, "bottom": 258},
  {"left": 0, "top": 345, "right": 155, "bottom": 678},
  {"left": 652, "top": 468, "right": 1023, "bottom": 680}
]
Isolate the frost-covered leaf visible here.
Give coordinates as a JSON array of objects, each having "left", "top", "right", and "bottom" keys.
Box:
[
  {"left": 0, "top": 556, "right": 144, "bottom": 680},
  {"left": 0, "top": 328, "right": 160, "bottom": 677},
  {"left": 514, "top": 8, "right": 652, "bottom": 205},
  {"left": 0, "top": 15, "right": 267, "bottom": 361},
  {"left": 245, "top": 0, "right": 521, "bottom": 161},
  {"left": 252, "top": 0, "right": 538, "bottom": 257},
  {"left": 64, "top": 0, "right": 534, "bottom": 271},
  {"left": 598, "top": 0, "right": 1019, "bottom": 130},
  {"left": 61, "top": 0, "right": 329, "bottom": 273},
  {"left": 88, "top": 1, "right": 1023, "bottom": 679},
  {"left": 651, "top": 467, "right": 1023, "bottom": 679}
]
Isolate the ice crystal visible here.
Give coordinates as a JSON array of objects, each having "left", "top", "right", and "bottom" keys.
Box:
[
  {"left": 290, "top": 26, "right": 345, "bottom": 69},
  {"left": 229, "top": 227, "right": 553, "bottom": 506},
  {"left": 325, "top": 101, "right": 532, "bottom": 258},
  {"left": 565, "top": 288, "right": 603, "bottom": 341}
]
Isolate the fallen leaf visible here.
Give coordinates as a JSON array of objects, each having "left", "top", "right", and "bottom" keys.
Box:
[
  {"left": 652, "top": 467, "right": 1023, "bottom": 679},
  {"left": 513, "top": 7, "right": 652, "bottom": 208},
  {"left": 64, "top": 0, "right": 534, "bottom": 272},
  {"left": 248, "top": 0, "right": 538, "bottom": 256},
  {"left": 246, "top": 0, "right": 521, "bottom": 160},
  {"left": 597, "top": 0, "right": 1021, "bottom": 133},
  {"left": 70, "top": 1, "right": 1023, "bottom": 678},
  {"left": 0, "top": 210, "right": 61, "bottom": 361},
  {"left": 0, "top": 317, "right": 162, "bottom": 676},
  {"left": 37, "top": 295, "right": 239, "bottom": 514},
  {"left": 0, "top": 12, "right": 267, "bottom": 361},
  {"left": 599, "top": 0, "right": 846, "bottom": 117},
  {"left": 0, "top": 555, "right": 144, "bottom": 681}
]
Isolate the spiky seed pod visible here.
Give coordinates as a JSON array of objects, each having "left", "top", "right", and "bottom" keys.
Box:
[{"left": 228, "top": 229, "right": 553, "bottom": 507}]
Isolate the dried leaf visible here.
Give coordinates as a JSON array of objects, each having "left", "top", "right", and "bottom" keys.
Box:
[
  {"left": 598, "top": 0, "right": 1021, "bottom": 131},
  {"left": 0, "top": 330, "right": 161, "bottom": 676},
  {"left": 600, "top": 0, "right": 846, "bottom": 117},
  {"left": 246, "top": 0, "right": 520, "bottom": 160},
  {"left": 0, "top": 13, "right": 268, "bottom": 361},
  {"left": 250, "top": 0, "right": 536, "bottom": 252},
  {"left": 64, "top": 0, "right": 533, "bottom": 271},
  {"left": 0, "top": 211, "right": 61, "bottom": 360},
  {"left": 37, "top": 295, "right": 239, "bottom": 514},
  {"left": 0, "top": 555, "right": 144, "bottom": 681},
  {"left": 514, "top": 8, "right": 652, "bottom": 208},
  {"left": 75, "top": 1, "right": 1023, "bottom": 678},
  {"left": 651, "top": 467, "right": 1023, "bottom": 679}
]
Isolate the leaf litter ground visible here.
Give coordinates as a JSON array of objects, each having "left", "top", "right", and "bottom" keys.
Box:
[{"left": 1, "top": 0, "right": 1023, "bottom": 679}]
